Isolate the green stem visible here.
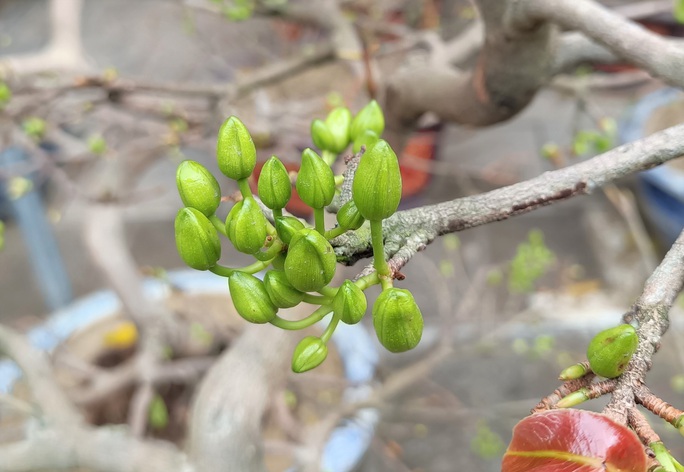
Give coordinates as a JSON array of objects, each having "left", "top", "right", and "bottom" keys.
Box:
[
  {"left": 370, "top": 219, "right": 393, "bottom": 289},
  {"left": 237, "top": 178, "right": 252, "bottom": 198},
  {"left": 272, "top": 208, "right": 283, "bottom": 220},
  {"left": 324, "top": 225, "right": 347, "bottom": 241},
  {"left": 318, "top": 285, "right": 338, "bottom": 298},
  {"left": 209, "top": 259, "right": 270, "bottom": 277},
  {"left": 320, "top": 310, "right": 341, "bottom": 344},
  {"left": 322, "top": 150, "right": 337, "bottom": 166},
  {"left": 314, "top": 208, "right": 325, "bottom": 235},
  {"left": 253, "top": 239, "right": 284, "bottom": 261},
  {"left": 355, "top": 272, "right": 380, "bottom": 291},
  {"left": 209, "top": 215, "right": 228, "bottom": 237},
  {"left": 302, "top": 293, "right": 330, "bottom": 304},
  {"left": 269, "top": 305, "right": 332, "bottom": 330},
  {"left": 334, "top": 175, "right": 344, "bottom": 186},
  {"left": 651, "top": 442, "right": 677, "bottom": 472}
]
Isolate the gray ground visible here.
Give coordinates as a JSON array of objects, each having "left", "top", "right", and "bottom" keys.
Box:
[{"left": 2, "top": 1, "right": 684, "bottom": 471}]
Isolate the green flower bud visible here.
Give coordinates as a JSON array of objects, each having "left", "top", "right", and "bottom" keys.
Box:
[
  {"left": 587, "top": 324, "right": 638, "bottom": 378},
  {"left": 264, "top": 270, "right": 304, "bottom": 308},
  {"left": 350, "top": 100, "right": 385, "bottom": 141},
  {"left": 352, "top": 129, "right": 380, "bottom": 154},
  {"left": 275, "top": 216, "right": 305, "bottom": 245},
  {"left": 336, "top": 200, "right": 365, "bottom": 231},
  {"left": 217, "top": 116, "right": 256, "bottom": 180},
  {"left": 352, "top": 139, "right": 402, "bottom": 221},
  {"left": 176, "top": 160, "right": 221, "bottom": 216},
  {"left": 325, "top": 107, "right": 352, "bottom": 153},
  {"left": 225, "top": 196, "right": 268, "bottom": 254},
  {"left": 333, "top": 280, "right": 367, "bottom": 325},
  {"left": 556, "top": 388, "right": 590, "bottom": 408},
  {"left": 559, "top": 362, "right": 589, "bottom": 381},
  {"left": 174, "top": 207, "right": 221, "bottom": 270},
  {"left": 257, "top": 156, "right": 291, "bottom": 210},
  {"left": 311, "top": 119, "right": 336, "bottom": 152},
  {"left": 271, "top": 252, "right": 286, "bottom": 270},
  {"left": 228, "top": 271, "right": 277, "bottom": 324},
  {"left": 372, "top": 288, "right": 423, "bottom": 353},
  {"left": 296, "top": 148, "right": 335, "bottom": 209},
  {"left": 292, "top": 336, "right": 328, "bottom": 373},
  {"left": 284, "top": 228, "right": 336, "bottom": 292}
]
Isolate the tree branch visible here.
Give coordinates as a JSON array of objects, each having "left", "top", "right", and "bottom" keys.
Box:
[{"left": 333, "top": 121, "right": 684, "bottom": 270}]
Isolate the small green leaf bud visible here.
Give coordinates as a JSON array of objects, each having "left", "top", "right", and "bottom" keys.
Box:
[
  {"left": 350, "top": 100, "right": 385, "bottom": 141},
  {"left": 559, "top": 362, "right": 589, "bottom": 381},
  {"left": 336, "top": 200, "right": 365, "bottom": 231},
  {"left": 352, "top": 139, "right": 402, "bottom": 221},
  {"left": 325, "top": 107, "right": 352, "bottom": 153},
  {"left": 311, "top": 119, "right": 336, "bottom": 152},
  {"left": 333, "top": 280, "right": 367, "bottom": 325},
  {"left": 176, "top": 160, "right": 221, "bottom": 216},
  {"left": 352, "top": 129, "right": 379, "bottom": 154},
  {"left": 556, "top": 388, "right": 590, "bottom": 408},
  {"left": 284, "top": 228, "right": 336, "bottom": 292},
  {"left": 296, "top": 149, "right": 335, "bottom": 209},
  {"left": 257, "top": 156, "right": 291, "bottom": 210},
  {"left": 229, "top": 271, "right": 277, "bottom": 324},
  {"left": 587, "top": 324, "right": 638, "bottom": 378},
  {"left": 174, "top": 207, "right": 221, "bottom": 270},
  {"left": 372, "top": 288, "right": 423, "bottom": 353},
  {"left": 264, "top": 270, "right": 304, "bottom": 308},
  {"left": 225, "top": 196, "right": 268, "bottom": 254},
  {"left": 275, "top": 216, "right": 305, "bottom": 245},
  {"left": 292, "top": 336, "right": 328, "bottom": 373},
  {"left": 217, "top": 116, "right": 256, "bottom": 180}
]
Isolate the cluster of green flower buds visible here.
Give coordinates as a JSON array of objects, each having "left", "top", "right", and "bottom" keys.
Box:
[{"left": 174, "top": 101, "right": 423, "bottom": 373}]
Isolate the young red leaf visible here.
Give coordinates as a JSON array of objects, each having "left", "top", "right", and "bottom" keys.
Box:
[{"left": 502, "top": 409, "right": 647, "bottom": 472}]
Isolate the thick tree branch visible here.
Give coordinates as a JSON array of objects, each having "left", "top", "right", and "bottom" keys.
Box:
[
  {"left": 603, "top": 228, "right": 684, "bottom": 423},
  {"left": 334, "top": 122, "right": 684, "bottom": 269}
]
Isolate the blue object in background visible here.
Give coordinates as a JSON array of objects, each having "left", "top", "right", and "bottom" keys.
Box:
[
  {"left": 0, "top": 147, "right": 72, "bottom": 311},
  {"left": 620, "top": 88, "right": 684, "bottom": 246}
]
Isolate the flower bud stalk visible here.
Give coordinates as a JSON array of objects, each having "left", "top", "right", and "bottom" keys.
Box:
[{"left": 370, "top": 219, "right": 392, "bottom": 289}]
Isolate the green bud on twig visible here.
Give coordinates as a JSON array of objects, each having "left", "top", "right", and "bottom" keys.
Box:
[
  {"left": 311, "top": 119, "right": 336, "bottom": 152},
  {"left": 174, "top": 207, "right": 221, "bottom": 270},
  {"left": 264, "top": 270, "right": 305, "bottom": 308},
  {"left": 336, "top": 200, "right": 365, "bottom": 231},
  {"left": 217, "top": 116, "right": 256, "bottom": 180},
  {"left": 556, "top": 388, "right": 590, "bottom": 408},
  {"left": 350, "top": 100, "right": 384, "bottom": 141},
  {"left": 284, "top": 228, "right": 336, "bottom": 292},
  {"left": 296, "top": 149, "right": 335, "bottom": 209},
  {"left": 352, "top": 139, "right": 402, "bottom": 221},
  {"left": 176, "top": 160, "right": 221, "bottom": 216},
  {"left": 226, "top": 196, "right": 268, "bottom": 254},
  {"left": 373, "top": 288, "right": 423, "bottom": 353},
  {"left": 587, "top": 324, "right": 638, "bottom": 378},
  {"left": 559, "top": 362, "right": 590, "bottom": 381},
  {"left": 325, "top": 107, "right": 352, "bottom": 153},
  {"left": 257, "top": 156, "right": 291, "bottom": 210},
  {"left": 292, "top": 336, "right": 328, "bottom": 373},
  {"left": 229, "top": 271, "right": 277, "bottom": 324},
  {"left": 352, "top": 129, "right": 379, "bottom": 154},
  {"left": 275, "top": 216, "right": 305, "bottom": 245},
  {"left": 333, "top": 280, "right": 367, "bottom": 325}
]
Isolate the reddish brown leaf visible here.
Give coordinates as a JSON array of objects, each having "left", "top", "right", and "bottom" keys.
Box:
[{"left": 502, "top": 409, "right": 647, "bottom": 472}]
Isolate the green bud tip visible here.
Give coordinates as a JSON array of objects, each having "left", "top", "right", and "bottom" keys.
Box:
[
  {"left": 559, "top": 362, "right": 589, "bottom": 381},
  {"left": 352, "top": 139, "right": 402, "bottom": 221},
  {"left": 336, "top": 199, "right": 366, "bottom": 231},
  {"left": 264, "top": 270, "right": 305, "bottom": 308},
  {"left": 225, "top": 196, "right": 268, "bottom": 255},
  {"left": 324, "top": 107, "right": 352, "bottom": 154},
  {"left": 333, "top": 280, "right": 367, "bottom": 325},
  {"left": 275, "top": 216, "right": 305, "bottom": 246},
  {"left": 311, "top": 119, "right": 336, "bottom": 153},
  {"left": 284, "top": 228, "right": 337, "bottom": 292},
  {"left": 350, "top": 100, "right": 385, "bottom": 141},
  {"left": 176, "top": 160, "right": 221, "bottom": 217},
  {"left": 292, "top": 336, "right": 328, "bottom": 373},
  {"left": 228, "top": 271, "right": 277, "bottom": 324},
  {"left": 555, "top": 388, "right": 589, "bottom": 408},
  {"left": 352, "top": 129, "right": 379, "bottom": 154},
  {"left": 174, "top": 207, "right": 221, "bottom": 271},
  {"left": 257, "top": 156, "right": 291, "bottom": 210},
  {"left": 296, "top": 148, "right": 335, "bottom": 209},
  {"left": 587, "top": 324, "right": 638, "bottom": 378},
  {"left": 216, "top": 116, "right": 257, "bottom": 181},
  {"left": 372, "top": 288, "right": 423, "bottom": 353}
]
